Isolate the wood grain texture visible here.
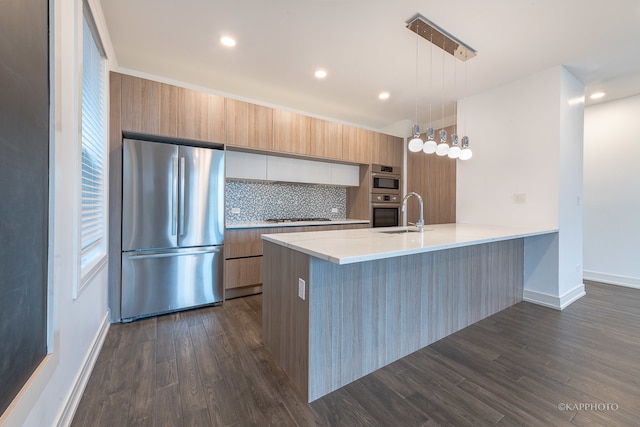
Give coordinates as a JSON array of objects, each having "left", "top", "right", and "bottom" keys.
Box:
[
  {"left": 224, "top": 228, "right": 270, "bottom": 259},
  {"left": 262, "top": 241, "right": 310, "bottom": 400},
  {"left": 73, "top": 281, "right": 640, "bottom": 426},
  {"left": 224, "top": 256, "right": 262, "bottom": 289},
  {"left": 309, "top": 118, "right": 343, "bottom": 160},
  {"left": 346, "top": 164, "right": 371, "bottom": 221},
  {"left": 406, "top": 125, "right": 457, "bottom": 225},
  {"left": 224, "top": 224, "right": 369, "bottom": 293},
  {"left": 177, "top": 87, "right": 225, "bottom": 143},
  {"left": 272, "top": 110, "right": 311, "bottom": 155},
  {"left": 372, "top": 133, "right": 403, "bottom": 167},
  {"left": 225, "top": 99, "right": 273, "bottom": 150},
  {"left": 263, "top": 238, "right": 524, "bottom": 401},
  {"left": 120, "top": 74, "right": 178, "bottom": 137},
  {"left": 342, "top": 125, "right": 373, "bottom": 164}
]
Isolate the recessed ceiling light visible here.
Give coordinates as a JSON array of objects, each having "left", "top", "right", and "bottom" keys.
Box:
[
  {"left": 378, "top": 92, "right": 390, "bottom": 100},
  {"left": 220, "top": 36, "right": 236, "bottom": 47},
  {"left": 314, "top": 69, "right": 328, "bottom": 79},
  {"left": 590, "top": 91, "right": 606, "bottom": 100}
]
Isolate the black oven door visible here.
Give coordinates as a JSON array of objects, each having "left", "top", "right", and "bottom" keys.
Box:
[{"left": 372, "top": 204, "right": 400, "bottom": 228}]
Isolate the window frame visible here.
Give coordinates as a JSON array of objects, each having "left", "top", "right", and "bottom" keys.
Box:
[{"left": 77, "top": 3, "right": 108, "bottom": 297}]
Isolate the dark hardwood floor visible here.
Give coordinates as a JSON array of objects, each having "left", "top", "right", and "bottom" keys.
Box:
[{"left": 72, "top": 281, "right": 640, "bottom": 426}]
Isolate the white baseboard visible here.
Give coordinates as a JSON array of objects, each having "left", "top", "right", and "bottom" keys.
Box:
[
  {"left": 583, "top": 271, "right": 640, "bottom": 289},
  {"left": 55, "top": 312, "right": 111, "bottom": 427},
  {"left": 523, "top": 283, "right": 586, "bottom": 310}
]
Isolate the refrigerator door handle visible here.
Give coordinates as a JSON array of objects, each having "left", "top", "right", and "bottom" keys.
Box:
[
  {"left": 171, "top": 156, "right": 179, "bottom": 236},
  {"left": 125, "top": 248, "right": 221, "bottom": 260},
  {"left": 179, "top": 156, "right": 186, "bottom": 236}
]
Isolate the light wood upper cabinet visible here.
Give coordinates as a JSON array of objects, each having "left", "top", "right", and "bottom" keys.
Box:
[
  {"left": 120, "top": 74, "right": 178, "bottom": 137},
  {"left": 309, "top": 118, "right": 343, "bottom": 160},
  {"left": 342, "top": 126, "right": 373, "bottom": 164},
  {"left": 226, "top": 99, "right": 273, "bottom": 150},
  {"left": 372, "top": 133, "right": 403, "bottom": 167},
  {"left": 273, "top": 110, "right": 311, "bottom": 155},
  {"left": 177, "top": 87, "right": 225, "bottom": 143}
]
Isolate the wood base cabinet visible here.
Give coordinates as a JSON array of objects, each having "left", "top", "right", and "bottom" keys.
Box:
[
  {"left": 225, "top": 257, "right": 262, "bottom": 289},
  {"left": 224, "top": 224, "right": 368, "bottom": 298}
]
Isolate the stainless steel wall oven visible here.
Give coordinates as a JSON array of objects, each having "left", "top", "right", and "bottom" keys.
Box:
[{"left": 370, "top": 164, "right": 401, "bottom": 227}]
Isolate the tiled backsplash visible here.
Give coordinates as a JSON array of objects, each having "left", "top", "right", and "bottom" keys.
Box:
[{"left": 225, "top": 180, "right": 347, "bottom": 222}]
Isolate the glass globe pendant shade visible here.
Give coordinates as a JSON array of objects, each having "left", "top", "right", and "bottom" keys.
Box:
[
  {"left": 422, "top": 127, "right": 437, "bottom": 154},
  {"left": 436, "top": 129, "right": 449, "bottom": 156},
  {"left": 408, "top": 124, "right": 424, "bottom": 152},
  {"left": 436, "top": 142, "right": 449, "bottom": 156},
  {"left": 408, "top": 136, "right": 424, "bottom": 152},
  {"left": 459, "top": 136, "right": 472, "bottom": 160},
  {"left": 448, "top": 134, "right": 460, "bottom": 158}
]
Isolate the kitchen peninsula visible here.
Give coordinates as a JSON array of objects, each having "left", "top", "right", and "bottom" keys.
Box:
[{"left": 261, "top": 223, "right": 557, "bottom": 402}]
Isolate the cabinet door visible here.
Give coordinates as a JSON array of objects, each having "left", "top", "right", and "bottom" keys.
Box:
[
  {"left": 342, "top": 126, "right": 373, "bottom": 164},
  {"left": 273, "top": 110, "right": 310, "bottom": 155},
  {"left": 224, "top": 257, "right": 262, "bottom": 289},
  {"left": 266, "top": 156, "right": 331, "bottom": 184},
  {"left": 225, "top": 151, "right": 267, "bottom": 181},
  {"left": 226, "top": 99, "right": 273, "bottom": 149},
  {"left": 310, "top": 118, "right": 342, "bottom": 160},
  {"left": 177, "top": 87, "right": 225, "bottom": 143},
  {"left": 331, "top": 163, "right": 360, "bottom": 186},
  {"left": 225, "top": 228, "right": 275, "bottom": 259},
  {"left": 372, "top": 133, "right": 403, "bottom": 167},
  {"left": 120, "top": 74, "right": 178, "bottom": 137}
]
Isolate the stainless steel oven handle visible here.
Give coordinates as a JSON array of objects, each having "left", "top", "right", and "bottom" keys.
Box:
[
  {"left": 371, "top": 172, "right": 401, "bottom": 178},
  {"left": 371, "top": 203, "right": 401, "bottom": 208}
]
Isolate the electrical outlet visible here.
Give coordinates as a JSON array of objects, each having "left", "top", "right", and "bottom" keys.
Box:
[
  {"left": 298, "top": 278, "right": 306, "bottom": 300},
  {"left": 513, "top": 193, "right": 527, "bottom": 204},
  {"left": 231, "top": 208, "right": 240, "bottom": 214},
  {"left": 331, "top": 208, "right": 338, "bottom": 213}
]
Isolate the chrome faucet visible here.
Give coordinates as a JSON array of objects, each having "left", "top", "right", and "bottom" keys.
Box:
[{"left": 401, "top": 192, "right": 424, "bottom": 232}]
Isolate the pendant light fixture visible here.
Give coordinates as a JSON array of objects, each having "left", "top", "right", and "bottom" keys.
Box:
[
  {"left": 405, "top": 13, "right": 476, "bottom": 161},
  {"left": 436, "top": 37, "right": 450, "bottom": 157},
  {"left": 423, "top": 31, "right": 437, "bottom": 154},
  {"left": 408, "top": 31, "right": 424, "bottom": 152},
  {"left": 448, "top": 49, "right": 460, "bottom": 159},
  {"left": 459, "top": 52, "right": 473, "bottom": 161}
]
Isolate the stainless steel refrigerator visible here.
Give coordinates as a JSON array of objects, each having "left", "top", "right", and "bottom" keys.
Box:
[{"left": 121, "top": 138, "right": 224, "bottom": 321}]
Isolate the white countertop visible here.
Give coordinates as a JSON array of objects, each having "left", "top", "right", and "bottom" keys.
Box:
[
  {"left": 261, "top": 223, "right": 558, "bottom": 265},
  {"left": 225, "top": 219, "right": 369, "bottom": 229}
]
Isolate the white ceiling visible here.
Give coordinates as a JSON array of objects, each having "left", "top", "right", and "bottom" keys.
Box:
[{"left": 99, "top": 0, "right": 640, "bottom": 135}]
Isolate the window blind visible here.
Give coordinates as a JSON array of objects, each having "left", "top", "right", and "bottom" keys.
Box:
[{"left": 81, "top": 15, "right": 106, "bottom": 265}]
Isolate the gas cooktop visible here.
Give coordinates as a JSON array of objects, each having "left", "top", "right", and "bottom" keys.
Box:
[{"left": 265, "top": 217, "right": 332, "bottom": 223}]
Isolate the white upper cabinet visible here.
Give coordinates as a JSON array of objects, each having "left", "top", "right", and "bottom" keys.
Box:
[
  {"left": 330, "top": 163, "right": 359, "bottom": 186},
  {"left": 225, "top": 150, "right": 267, "bottom": 180},
  {"left": 226, "top": 150, "right": 359, "bottom": 186}
]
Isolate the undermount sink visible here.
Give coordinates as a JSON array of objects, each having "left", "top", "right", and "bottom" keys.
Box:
[{"left": 377, "top": 228, "right": 427, "bottom": 234}]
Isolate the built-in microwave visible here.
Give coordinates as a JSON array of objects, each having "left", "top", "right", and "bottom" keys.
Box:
[{"left": 371, "top": 164, "right": 401, "bottom": 195}]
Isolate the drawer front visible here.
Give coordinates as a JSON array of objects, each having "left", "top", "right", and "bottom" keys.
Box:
[
  {"left": 225, "top": 229, "right": 263, "bottom": 258},
  {"left": 224, "top": 257, "right": 263, "bottom": 289}
]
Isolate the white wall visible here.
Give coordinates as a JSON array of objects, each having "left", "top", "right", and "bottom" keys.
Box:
[
  {"left": 584, "top": 95, "right": 640, "bottom": 288},
  {"left": 1, "top": 0, "right": 113, "bottom": 425},
  {"left": 456, "top": 66, "right": 585, "bottom": 309}
]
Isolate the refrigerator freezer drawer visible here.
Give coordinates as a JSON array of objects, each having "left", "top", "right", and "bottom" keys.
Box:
[{"left": 121, "top": 246, "right": 223, "bottom": 321}]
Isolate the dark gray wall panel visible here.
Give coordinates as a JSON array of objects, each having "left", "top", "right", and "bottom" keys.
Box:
[{"left": 0, "top": 0, "right": 49, "bottom": 415}]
